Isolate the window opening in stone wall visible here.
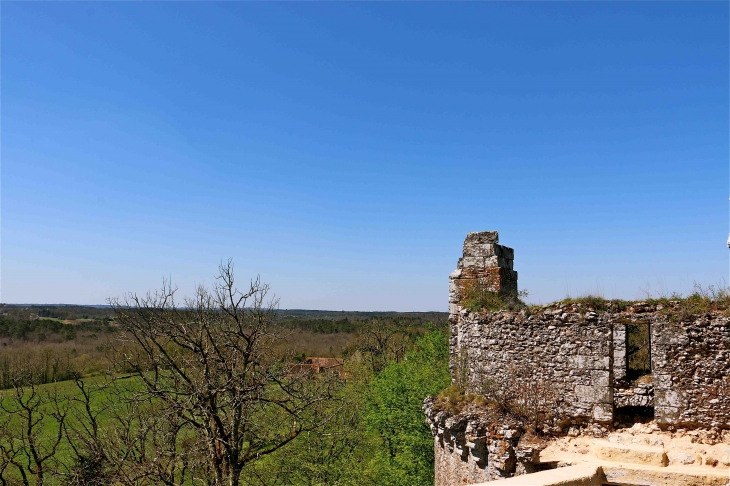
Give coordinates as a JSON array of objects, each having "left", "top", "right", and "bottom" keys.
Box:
[
  {"left": 626, "top": 322, "right": 651, "bottom": 382},
  {"left": 626, "top": 322, "right": 651, "bottom": 381}
]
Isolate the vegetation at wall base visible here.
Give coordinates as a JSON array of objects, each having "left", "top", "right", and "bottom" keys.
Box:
[{"left": 432, "top": 386, "right": 488, "bottom": 415}]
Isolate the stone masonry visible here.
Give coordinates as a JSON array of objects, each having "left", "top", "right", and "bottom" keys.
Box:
[
  {"left": 448, "top": 231, "right": 517, "bottom": 313},
  {"left": 454, "top": 308, "right": 615, "bottom": 423},
  {"left": 652, "top": 318, "right": 730, "bottom": 429},
  {"left": 423, "top": 399, "right": 534, "bottom": 485},
  {"left": 430, "top": 231, "right": 730, "bottom": 485},
  {"left": 449, "top": 231, "right": 518, "bottom": 380}
]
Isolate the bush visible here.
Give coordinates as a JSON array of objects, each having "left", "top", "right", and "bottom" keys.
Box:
[
  {"left": 558, "top": 294, "right": 610, "bottom": 312},
  {"left": 433, "top": 385, "right": 488, "bottom": 415},
  {"left": 671, "top": 283, "right": 730, "bottom": 320},
  {"left": 474, "top": 365, "right": 562, "bottom": 436}
]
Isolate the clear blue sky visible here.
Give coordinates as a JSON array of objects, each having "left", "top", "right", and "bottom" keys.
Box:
[{"left": 2, "top": 2, "right": 728, "bottom": 310}]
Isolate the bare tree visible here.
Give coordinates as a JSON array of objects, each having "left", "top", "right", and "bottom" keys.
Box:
[
  {"left": 102, "top": 392, "right": 198, "bottom": 486},
  {"left": 0, "top": 377, "right": 67, "bottom": 486},
  {"left": 0, "top": 408, "right": 20, "bottom": 486},
  {"left": 59, "top": 375, "right": 111, "bottom": 486},
  {"left": 109, "top": 261, "right": 340, "bottom": 486},
  {"left": 358, "top": 319, "right": 408, "bottom": 372}
]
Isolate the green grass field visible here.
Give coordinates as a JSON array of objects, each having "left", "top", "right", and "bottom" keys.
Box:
[{"left": 1, "top": 374, "right": 144, "bottom": 485}]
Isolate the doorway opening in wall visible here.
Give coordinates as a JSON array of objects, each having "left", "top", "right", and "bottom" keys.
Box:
[
  {"left": 615, "top": 406, "right": 654, "bottom": 425},
  {"left": 626, "top": 322, "right": 651, "bottom": 382}
]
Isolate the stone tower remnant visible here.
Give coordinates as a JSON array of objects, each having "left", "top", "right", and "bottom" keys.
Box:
[{"left": 448, "top": 231, "right": 517, "bottom": 320}]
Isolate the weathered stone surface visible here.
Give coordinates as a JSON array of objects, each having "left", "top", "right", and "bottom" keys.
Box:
[
  {"left": 538, "top": 426, "right": 730, "bottom": 486},
  {"left": 464, "top": 231, "right": 500, "bottom": 248},
  {"left": 613, "top": 324, "right": 627, "bottom": 382},
  {"left": 433, "top": 231, "right": 730, "bottom": 485},
  {"left": 424, "top": 398, "right": 527, "bottom": 486},
  {"left": 469, "top": 464, "right": 604, "bottom": 486},
  {"left": 652, "top": 319, "right": 730, "bottom": 429},
  {"left": 448, "top": 231, "right": 519, "bottom": 380},
  {"left": 615, "top": 381, "right": 654, "bottom": 408},
  {"left": 450, "top": 304, "right": 730, "bottom": 430},
  {"left": 451, "top": 310, "right": 615, "bottom": 425},
  {"left": 591, "top": 439, "right": 669, "bottom": 466}
]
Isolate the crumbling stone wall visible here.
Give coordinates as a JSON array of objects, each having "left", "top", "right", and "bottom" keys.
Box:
[
  {"left": 454, "top": 308, "right": 615, "bottom": 424},
  {"left": 447, "top": 231, "right": 730, "bottom": 429},
  {"left": 423, "top": 398, "right": 537, "bottom": 486},
  {"left": 432, "top": 231, "right": 730, "bottom": 485},
  {"left": 450, "top": 231, "right": 517, "bottom": 297},
  {"left": 449, "top": 231, "right": 518, "bottom": 380},
  {"left": 453, "top": 296, "right": 730, "bottom": 430},
  {"left": 652, "top": 317, "right": 730, "bottom": 429}
]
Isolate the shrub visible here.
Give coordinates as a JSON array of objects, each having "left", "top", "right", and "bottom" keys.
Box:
[
  {"left": 475, "top": 365, "right": 562, "bottom": 436},
  {"left": 670, "top": 283, "right": 730, "bottom": 320},
  {"left": 433, "top": 385, "right": 488, "bottom": 415},
  {"left": 558, "top": 294, "right": 610, "bottom": 312},
  {"left": 460, "top": 279, "right": 528, "bottom": 312}
]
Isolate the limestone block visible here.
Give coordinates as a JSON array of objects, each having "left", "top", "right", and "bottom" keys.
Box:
[
  {"left": 655, "top": 405, "right": 681, "bottom": 424},
  {"left": 653, "top": 373, "right": 672, "bottom": 389},
  {"left": 591, "top": 370, "right": 611, "bottom": 387},
  {"left": 487, "top": 440, "right": 516, "bottom": 473},
  {"left": 568, "top": 356, "right": 594, "bottom": 369},
  {"left": 464, "top": 231, "right": 499, "bottom": 247},
  {"left": 591, "top": 439, "right": 668, "bottom": 467},
  {"left": 602, "top": 464, "right": 730, "bottom": 486},
  {"left": 462, "top": 243, "right": 498, "bottom": 258},
  {"left": 575, "top": 385, "right": 612, "bottom": 405},
  {"left": 593, "top": 357, "right": 610, "bottom": 370},
  {"left": 459, "top": 256, "right": 511, "bottom": 269},
  {"left": 612, "top": 324, "right": 627, "bottom": 382},
  {"left": 592, "top": 403, "right": 614, "bottom": 422},
  {"left": 657, "top": 389, "right": 686, "bottom": 410},
  {"left": 468, "top": 464, "right": 603, "bottom": 486}
]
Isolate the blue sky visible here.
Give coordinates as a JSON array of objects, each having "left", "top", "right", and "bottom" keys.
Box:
[{"left": 2, "top": 2, "right": 728, "bottom": 310}]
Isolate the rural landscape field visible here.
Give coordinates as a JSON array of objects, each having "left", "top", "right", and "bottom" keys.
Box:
[{"left": 0, "top": 266, "right": 451, "bottom": 485}]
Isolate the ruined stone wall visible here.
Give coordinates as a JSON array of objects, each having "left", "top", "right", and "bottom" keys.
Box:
[
  {"left": 448, "top": 231, "right": 518, "bottom": 380},
  {"left": 423, "top": 398, "right": 536, "bottom": 486},
  {"left": 652, "top": 316, "right": 730, "bottom": 429},
  {"left": 453, "top": 302, "right": 730, "bottom": 429},
  {"left": 454, "top": 308, "right": 615, "bottom": 424},
  {"left": 432, "top": 231, "right": 730, "bottom": 486}
]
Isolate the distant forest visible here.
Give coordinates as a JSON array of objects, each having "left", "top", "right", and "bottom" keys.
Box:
[
  {"left": 0, "top": 304, "right": 448, "bottom": 389},
  {"left": 0, "top": 304, "right": 447, "bottom": 338}
]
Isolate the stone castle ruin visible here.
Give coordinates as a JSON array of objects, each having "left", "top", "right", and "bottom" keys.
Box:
[{"left": 426, "top": 231, "right": 730, "bottom": 485}]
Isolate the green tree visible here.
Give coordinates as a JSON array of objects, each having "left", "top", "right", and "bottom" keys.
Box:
[
  {"left": 365, "top": 330, "right": 450, "bottom": 486},
  {"left": 239, "top": 357, "right": 379, "bottom": 486}
]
